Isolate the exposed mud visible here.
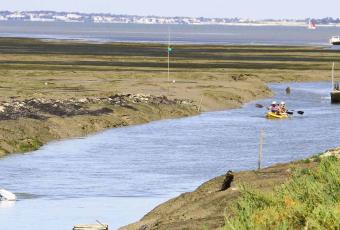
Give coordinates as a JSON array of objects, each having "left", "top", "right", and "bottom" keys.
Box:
[
  {"left": 0, "top": 94, "right": 194, "bottom": 121},
  {"left": 0, "top": 94, "right": 196, "bottom": 156}
]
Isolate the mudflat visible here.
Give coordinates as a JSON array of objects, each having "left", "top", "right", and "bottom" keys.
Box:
[{"left": 0, "top": 38, "right": 338, "bottom": 155}]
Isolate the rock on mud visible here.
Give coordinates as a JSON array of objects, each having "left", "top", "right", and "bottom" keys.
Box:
[{"left": 0, "top": 94, "right": 193, "bottom": 121}]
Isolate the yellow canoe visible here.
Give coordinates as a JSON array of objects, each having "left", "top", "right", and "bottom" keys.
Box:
[{"left": 266, "top": 112, "right": 289, "bottom": 119}]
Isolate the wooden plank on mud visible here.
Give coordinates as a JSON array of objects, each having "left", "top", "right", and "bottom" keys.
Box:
[{"left": 73, "top": 224, "right": 108, "bottom": 230}]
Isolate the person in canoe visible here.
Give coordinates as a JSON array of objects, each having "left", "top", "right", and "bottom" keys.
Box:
[
  {"left": 278, "top": 101, "right": 287, "bottom": 114},
  {"left": 268, "top": 101, "right": 279, "bottom": 114}
]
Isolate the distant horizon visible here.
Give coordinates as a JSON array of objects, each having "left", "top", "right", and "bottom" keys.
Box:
[
  {"left": 0, "top": 9, "right": 338, "bottom": 21},
  {"left": 1, "top": 0, "right": 339, "bottom": 20}
]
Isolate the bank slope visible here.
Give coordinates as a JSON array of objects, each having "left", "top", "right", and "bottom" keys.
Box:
[{"left": 122, "top": 148, "right": 340, "bottom": 230}]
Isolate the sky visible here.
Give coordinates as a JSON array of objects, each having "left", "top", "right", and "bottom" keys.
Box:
[{"left": 0, "top": 0, "right": 339, "bottom": 19}]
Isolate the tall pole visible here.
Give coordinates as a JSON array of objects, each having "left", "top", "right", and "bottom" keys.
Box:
[
  {"left": 258, "top": 129, "right": 264, "bottom": 170},
  {"left": 332, "top": 62, "right": 335, "bottom": 91},
  {"left": 197, "top": 95, "right": 203, "bottom": 112},
  {"left": 167, "top": 29, "right": 170, "bottom": 82}
]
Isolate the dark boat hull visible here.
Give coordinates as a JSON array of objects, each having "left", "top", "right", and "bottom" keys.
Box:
[
  {"left": 331, "top": 91, "right": 340, "bottom": 103},
  {"left": 331, "top": 42, "right": 340, "bottom": 45}
]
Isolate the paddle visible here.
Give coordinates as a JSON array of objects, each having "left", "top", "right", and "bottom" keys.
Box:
[
  {"left": 291, "top": 110, "right": 305, "bottom": 115},
  {"left": 255, "top": 104, "right": 304, "bottom": 115}
]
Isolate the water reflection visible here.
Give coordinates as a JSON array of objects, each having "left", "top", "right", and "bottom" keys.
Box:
[{"left": 0, "top": 201, "right": 15, "bottom": 208}]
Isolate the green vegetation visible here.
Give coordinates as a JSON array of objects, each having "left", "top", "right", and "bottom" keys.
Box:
[
  {"left": 300, "top": 153, "right": 324, "bottom": 163},
  {"left": 0, "top": 147, "right": 8, "bottom": 156},
  {"left": 225, "top": 157, "right": 340, "bottom": 229},
  {"left": 18, "top": 138, "right": 43, "bottom": 152}
]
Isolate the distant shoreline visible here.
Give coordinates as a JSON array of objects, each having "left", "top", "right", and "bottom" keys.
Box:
[
  {"left": 1, "top": 10, "right": 340, "bottom": 27},
  {"left": 1, "top": 19, "right": 340, "bottom": 27}
]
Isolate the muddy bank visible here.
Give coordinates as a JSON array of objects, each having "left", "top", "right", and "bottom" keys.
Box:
[
  {"left": 121, "top": 148, "right": 340, "bottom": 230},
  {"left": 0, "top": 94, "right": 196, "bottom": 156},
  {"left": 1, "top": 39, "right": 337, "bottom": 156},
  {"left": 0, "top": 72, "right": 273, "bottom": 156},
  {"left": 0, "top": 94, "right": 193, "bottom": 121}
]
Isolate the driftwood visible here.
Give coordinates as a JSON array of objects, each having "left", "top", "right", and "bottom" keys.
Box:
[{"left": 73, "top": 224, "right": 108, "bottom": 230}]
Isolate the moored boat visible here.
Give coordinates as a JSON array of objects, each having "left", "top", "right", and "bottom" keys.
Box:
[
  {"left": 0, "top": 189, "right": 16, "bottom": 201},
  {"left": 331, "top": 91, "right": 340, "bottom": 103},
  {"left": 330, "top": 36, "right": 340, "bottom": 45}
]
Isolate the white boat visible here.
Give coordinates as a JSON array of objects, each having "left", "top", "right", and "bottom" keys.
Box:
[
  {"left": 330, "top": 36, "right": 340, "bottom": 45},
  {"left": 0, "top": 189, "right": 17, "bottom": 201},
  {"left": 307, "top": 19, "right": 316, "bottom": 30}
]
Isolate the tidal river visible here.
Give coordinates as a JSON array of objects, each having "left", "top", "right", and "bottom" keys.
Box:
[{"left": 0, "top": 82, "right": 339, "bottom": 229}]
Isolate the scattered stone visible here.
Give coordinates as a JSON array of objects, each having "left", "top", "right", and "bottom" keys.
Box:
[
  {"left": 138, "top": 225, "right": 150, "bottom": 230},
  {"left": 108, "top": 94, "right": 129, "bottom": 106},
  {"left": 0, "top": 94, "right": 194, "bottom": 121},
  {"left": 231, "top": 73, "right": 257, "bottom": 81},
  {"left": 78, "top": 98, "right": 88, "bottom": 103}
]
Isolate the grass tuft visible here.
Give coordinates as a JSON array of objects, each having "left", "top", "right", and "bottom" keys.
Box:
[
  {"left": 18, "top": 138, "right": 42, "bottom": 152},
  {"left": 224, "top": 157, "right": 340, "bottom": 229}
]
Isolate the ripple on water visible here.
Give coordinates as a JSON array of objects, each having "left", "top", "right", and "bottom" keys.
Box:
[{"left": 0, "top": 82, "right": 339, "bottom": 229}]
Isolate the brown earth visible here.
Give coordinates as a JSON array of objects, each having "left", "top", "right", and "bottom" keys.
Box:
[
  {"left": 0, "top": 38, "right": 338, "bottom": 156},
  {"left": 0, "top": 95, "right": 197, "bottom": 156},
  {"left": 121, "top": 147, "right": 340, "bottom": 230}
]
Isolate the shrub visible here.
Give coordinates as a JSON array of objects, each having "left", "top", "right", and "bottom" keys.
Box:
[{"left": 225, "top": 157, "right": 340, "bottom": 230}]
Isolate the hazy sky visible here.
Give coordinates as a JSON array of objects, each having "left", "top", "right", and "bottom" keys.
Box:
[{"left": 0, "top": 0, "right": 339, "bottom": 19}]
